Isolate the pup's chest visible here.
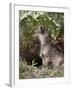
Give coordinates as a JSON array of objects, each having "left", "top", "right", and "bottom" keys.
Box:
[
  {"left": 41, "top": 45, "right": 52, "bottom": 56},
  {"left": 39, "top": 34, "right": 45, "bottom": 45}
]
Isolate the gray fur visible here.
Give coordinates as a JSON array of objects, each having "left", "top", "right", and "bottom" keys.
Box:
[{"left": 35, "top": 25, "right": 64, "bottom": 68}]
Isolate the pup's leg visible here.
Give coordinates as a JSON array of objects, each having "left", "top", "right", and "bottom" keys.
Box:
[{"left": 43, "top": 57, "right": 52, "bottom": 67}]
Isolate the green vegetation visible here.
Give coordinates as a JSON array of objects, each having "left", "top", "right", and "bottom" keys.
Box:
[{"left": 19, "top": 11, "right": 64, "bottom": 42}]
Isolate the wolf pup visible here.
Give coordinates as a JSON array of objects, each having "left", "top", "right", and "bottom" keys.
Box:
[{"left": 33, "top": 25, "right": 64, "bottom": 68}]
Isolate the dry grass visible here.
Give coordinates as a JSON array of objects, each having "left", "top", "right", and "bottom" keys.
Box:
[{"left": 19, "top": 62, "right": 64, "bottom": 79}]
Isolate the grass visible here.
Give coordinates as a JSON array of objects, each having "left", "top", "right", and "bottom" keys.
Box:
[{"left": 19, "top": 62, "right": 64, "bottom": 79}]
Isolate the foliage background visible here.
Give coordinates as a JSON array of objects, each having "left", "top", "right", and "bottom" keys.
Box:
[{"left": 19, "top": 10, "right": 64, "bottom": 41}]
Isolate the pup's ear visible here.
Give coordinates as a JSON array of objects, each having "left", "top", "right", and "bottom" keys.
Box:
[
  {"left": 40, "top": 25, "right": 44, "bottom": 34},
  {"left": 40, "top": 25, "right": 43, "bottom": 30}
]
